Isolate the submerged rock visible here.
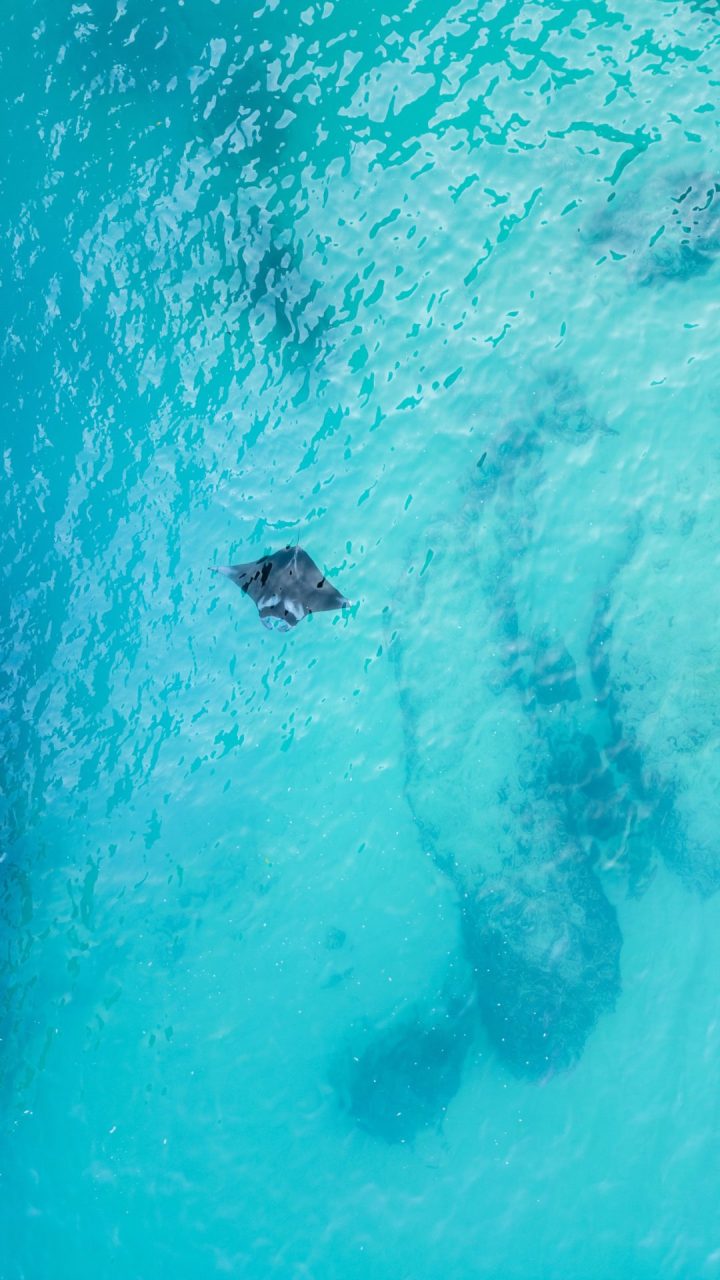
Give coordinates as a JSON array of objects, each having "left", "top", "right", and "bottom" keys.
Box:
[
  {"left": 590, "top": 526, "right": 720, "bottom": 897},
  {"left": 544, "top": 725, "right": 630, "bottom": 843},
  {"left": 533, "top": 368, "right": 611, "bottom": 443},
  {"left": 462, "top": 850, "right": 622, "bottom": 1078},
  {"left": 383, "top": 454, "right": 626, "bottom": 1090},
  {"left": 334, "top": 1005, "right": 472, "bottom": 1144},
  {"left": 530, "top": 637, "right": 581, "bottom": 706},
  {"left": 588, "top": 168, "right": 720, "bottom": 287}
]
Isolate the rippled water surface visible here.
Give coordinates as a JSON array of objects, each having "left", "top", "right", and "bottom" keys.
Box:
[{"left": 2, "top": 1, "right": 720, "bottom": 1276}]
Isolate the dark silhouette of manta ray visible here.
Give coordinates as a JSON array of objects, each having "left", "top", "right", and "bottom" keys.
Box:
[{"left": 213, "top": 546, "right": 350, "bottom": 630}]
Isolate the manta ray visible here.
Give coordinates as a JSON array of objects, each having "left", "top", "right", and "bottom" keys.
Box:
[{"left": 214, "top": 546, "right": 350, "bottom": 630}]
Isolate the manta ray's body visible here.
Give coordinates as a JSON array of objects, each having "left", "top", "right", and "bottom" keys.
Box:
[{"left": 215, "top": 546, "right": 349, "bottom": 630}]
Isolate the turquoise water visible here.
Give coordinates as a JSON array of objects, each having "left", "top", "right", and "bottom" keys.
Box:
[{"left": 2, "top": 0, "right": 720, "bottom": 1275}]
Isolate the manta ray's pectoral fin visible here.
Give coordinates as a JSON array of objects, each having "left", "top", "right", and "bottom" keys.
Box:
[
  {"left": 215, "top": 563, "right": 259, "bottom": 592},
  {"left": 303, "top": 582, "right": 350, "bottom": 615}
]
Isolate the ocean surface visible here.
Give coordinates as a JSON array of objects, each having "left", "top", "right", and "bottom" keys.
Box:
[{"left": 2, "top": 1, "right": 720, "bottom": 1276}]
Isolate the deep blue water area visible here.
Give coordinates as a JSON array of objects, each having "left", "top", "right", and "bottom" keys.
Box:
[{"left": 2, "top": 1, "right": 720, "bottom": 1276}]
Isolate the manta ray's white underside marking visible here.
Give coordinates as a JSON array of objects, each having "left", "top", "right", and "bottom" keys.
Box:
[
  {"left": 283, "top": 597, "right": 304, "bottom": 621},
  {"left": 257, "top": 594, "right": 280, "bottom": 611}
]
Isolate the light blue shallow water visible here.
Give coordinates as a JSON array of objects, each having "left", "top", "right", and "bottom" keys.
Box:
[{"left": 2, "top": 1, "right": 720, "bottom": 1276}]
